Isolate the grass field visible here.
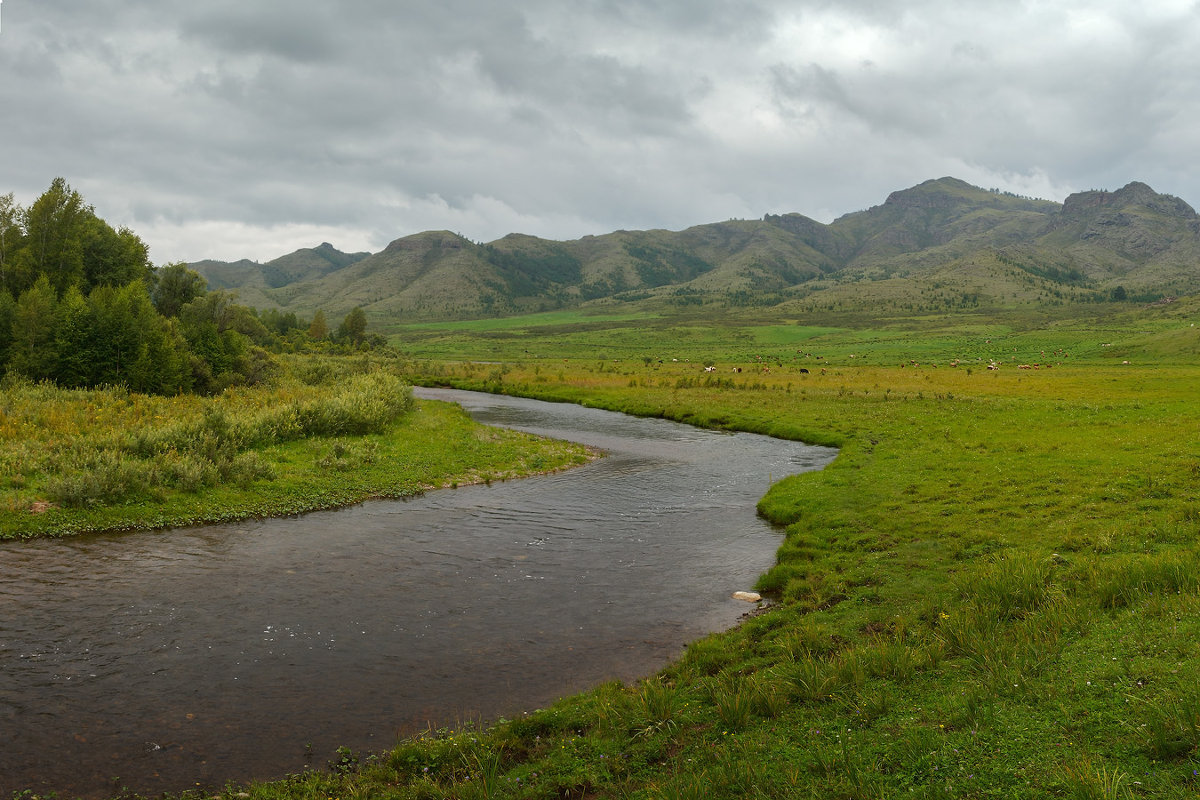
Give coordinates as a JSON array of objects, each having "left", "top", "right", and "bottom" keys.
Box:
[
  {"left": 11, "top": 302, "right": 1200, "bottom": 798},
  {"left": 206, "top": 344, "right": 1198, "bottom": 799},
  {"left": 390, "top": 296, "right": 1200, "bottom": 367},
  {"left": 275, "top": 307, "right": 1199, "bottom": 800}
]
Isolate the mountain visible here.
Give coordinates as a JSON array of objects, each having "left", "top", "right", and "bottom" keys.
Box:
[
  {"left": 191, "top": 242, "right": 371, "bottom": 311},
  {"left": 190, "top": 178, "right": 1200, "bottom": 323}
]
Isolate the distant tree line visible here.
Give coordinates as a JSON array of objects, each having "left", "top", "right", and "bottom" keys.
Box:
[{"left": 0, "top": 179, "right": 380, "bottom": 394}]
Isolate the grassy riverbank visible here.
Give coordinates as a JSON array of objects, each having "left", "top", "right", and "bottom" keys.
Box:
[
  {"left": 154, "top": 319, "right": 1200, "bottom": 800},
  {"left": 13, "top": 310, "right": 1200, "bottom": 797},
  {"left": 351, "top": 358, "right": 1198, "bottom": 799},
  {"left": 0, "top": 358, "right": 592, "bottom": 540}
]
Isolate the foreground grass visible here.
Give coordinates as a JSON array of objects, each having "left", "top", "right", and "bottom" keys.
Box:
[
  {"left": 0, "top": 366, "right": 592, "bottom": 540},
  {"left": 157, "top": 348, "right": 1200, "bottom": 800}
]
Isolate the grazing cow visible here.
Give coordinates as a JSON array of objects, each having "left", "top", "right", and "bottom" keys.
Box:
[
  {"left": 799, "top": 368, "right": 809, "bottom": 374},
  {"left": 704, "top": 365, "right": 716, "bottom": 372}
]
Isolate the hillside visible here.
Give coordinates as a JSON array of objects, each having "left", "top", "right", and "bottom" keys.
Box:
[
  {"left": 191, "top": 178, "right": 1200, "bottom": 324},
  {"left": 192, "top": 242, "right": 371, "bottom": 311}
]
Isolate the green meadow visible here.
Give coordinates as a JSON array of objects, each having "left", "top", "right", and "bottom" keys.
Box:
[
  {"left": 296, "top": 307, "right": 1195, "bottom": 799},
  {"left": 10, "top": 301, "right": 1200, "bottom": 798}
]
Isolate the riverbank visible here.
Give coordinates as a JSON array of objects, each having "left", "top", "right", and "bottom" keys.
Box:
[
  {"left": 0, "top": 376, "right": 593, "bottom": 540},
  {"left": 191, "top": 357, "right": 1197, "bottom": 799},
  {"left": 14, "top": 353, "right": 1200, "bottom": 798},
  {"left": 4, "top": 390, "right": 809, "bottom": 800}
]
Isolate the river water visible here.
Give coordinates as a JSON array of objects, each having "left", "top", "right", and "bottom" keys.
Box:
[{"left": 0, "top": 389, "right": 836, "bottom": 798}]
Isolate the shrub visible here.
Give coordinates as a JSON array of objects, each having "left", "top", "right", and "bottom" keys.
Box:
[{"left": 45, "top": 453, "right": 150, "bottom": 507}]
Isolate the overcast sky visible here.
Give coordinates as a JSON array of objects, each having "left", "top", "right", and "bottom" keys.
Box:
[{"left": 3, "top": 1, "right": 1199, "bottom": 264}]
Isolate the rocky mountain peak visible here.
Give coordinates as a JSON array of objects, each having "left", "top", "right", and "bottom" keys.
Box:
[
  {"left": 1062, "top": 182, "right": 1197, "bottom": 220},
  {"left": 882, "top": 177, "right": 983, "bottom": 210}
]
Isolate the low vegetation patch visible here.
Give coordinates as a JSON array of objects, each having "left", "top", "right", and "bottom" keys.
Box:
[{"left": 0, "top": 357, "right": 592, "bottom": 539}]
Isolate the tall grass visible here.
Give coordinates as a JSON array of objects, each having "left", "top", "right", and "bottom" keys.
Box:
[{"left": 9, "top": 373, "right": 415, "bottom": 509}]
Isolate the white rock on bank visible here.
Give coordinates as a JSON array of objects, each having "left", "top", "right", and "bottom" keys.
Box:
[{"left": 732, "top": 591, "right": 762, "bottom": 602}]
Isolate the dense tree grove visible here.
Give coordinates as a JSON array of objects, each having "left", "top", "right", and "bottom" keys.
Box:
[{"left": 0, "top": 180, "right": 379, "bottom": 394}]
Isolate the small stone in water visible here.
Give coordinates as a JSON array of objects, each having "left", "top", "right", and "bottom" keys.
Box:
[{"left": 732, "top": 591, "right": 761, "bottom": 602}]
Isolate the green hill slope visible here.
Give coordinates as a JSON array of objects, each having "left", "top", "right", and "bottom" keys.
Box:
[{"left": 190, "top": 178, "right": 1200, "bottom": 324}]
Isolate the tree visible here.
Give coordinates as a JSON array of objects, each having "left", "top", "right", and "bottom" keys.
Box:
[
  {"left": 4, "top": 179, "right": 153, "bottom": 296},
  {"left": 54, "top": 285, "right": 95, "bottom": 386},
  {"left": 152, "top": 262, "right": 208, "bottom": 317},
  {"left": 1111, "top": 285, "right": 1128, "bottom": 302},
  {"left": 339, "top": 306, "right": 367, "bottom": 346},
  {"left": 0, "top": 193, "right": 22, "bottom": 293},
  {"left": 177, "top": 290, "right": 274, "bottom": 393},
  {"left": 15, "top": 178, "right": 88, "bottom": 295},
  {"left": 80, "top": 219, "right": 153, "bottom": 290},
  {"left": 0, "top": 289, "right": 15, "bottom": 369},
  {"left": 8, "top": 276, "right": 59, "bottom": 380},
  {"left": 0, "top": 179, "right": 280, "bottom": 394},
  {"left": 122, "top": 295, "right": 192, "bottom": 394},
  {"left": 88, "top": 283, "right": 152, "bottom": 384},
  {"left": 54, "top": 281, "right": 193, "bottom": 393},
  {"left": 307, "top": 309, "right": 328, "bottom": 339},
  {"left": 259, "top": 307, "right": 301, "bottom": 336}
]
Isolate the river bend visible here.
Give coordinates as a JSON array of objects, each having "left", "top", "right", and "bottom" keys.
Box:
[{"left": 0, "top": 388, "right": 836, "bottom": 797}]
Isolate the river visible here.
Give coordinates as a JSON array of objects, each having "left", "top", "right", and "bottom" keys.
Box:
[{"left": 0, "top": 388, "right": 836, "bottom": 798}]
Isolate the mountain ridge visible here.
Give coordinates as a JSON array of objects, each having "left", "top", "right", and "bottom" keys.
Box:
[{"left": 190, "top": 177, "right": 1200, "bottom": 323}]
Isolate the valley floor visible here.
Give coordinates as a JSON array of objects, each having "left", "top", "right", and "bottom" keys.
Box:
[
  {"left": 10, "top": 346, "right": 1200, "bottom": 798},
  {"left": 178, "top": 355, "right": 1200, "bottom": 800}
]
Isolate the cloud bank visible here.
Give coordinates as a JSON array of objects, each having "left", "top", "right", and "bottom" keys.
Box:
[{"left": 3, "top": 0, "right": 1199, "bottom": 262}]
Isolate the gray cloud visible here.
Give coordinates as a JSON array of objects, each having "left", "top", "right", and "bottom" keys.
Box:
[{"left": 3, "top": 0, "right": 1200, "bottom": 263}]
